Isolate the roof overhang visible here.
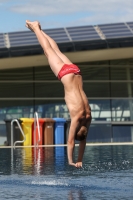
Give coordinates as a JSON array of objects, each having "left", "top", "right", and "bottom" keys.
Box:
[{"left": 0, "top": 46, "right": 133, "bottom": 70}]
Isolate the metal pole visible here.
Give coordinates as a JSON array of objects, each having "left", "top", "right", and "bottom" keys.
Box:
[
  {"left": 34, "top": 112, "right": 40, "bottom": 146},
  {"left": 11, "top": 119, "right": 26, "bottom": 148}
]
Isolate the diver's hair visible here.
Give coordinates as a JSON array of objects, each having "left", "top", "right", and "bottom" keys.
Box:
[{"left": 75, "top": 126, "right": 87, "bottom": 141}]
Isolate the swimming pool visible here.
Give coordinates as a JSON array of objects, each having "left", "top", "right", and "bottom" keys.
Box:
[{"left": 0, "top": 145, "right": 133, "bottom": 200}]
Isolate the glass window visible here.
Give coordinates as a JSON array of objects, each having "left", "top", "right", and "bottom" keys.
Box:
[
  {"left": 84, "top": 82, "right": 110, "bottom": 97},
  {"left": 110, "top": 66, "right": 127, "bottom": 80},
  {"left": 0, "top": 82, "right": 34, "bottom": 98},
  {"left": 111, "top": 83, "right": 128, "bottom": 97},
  {"left": 0, "top": 67, "right": 33, "bottom": 80},
  {"left": 112, "top": 125, "right": 132, "bottom": 142},
  {"left": 87, "top": 124, "right": 112, "bottom": 142},
  {"left": 79, "top": 65, "right": 109, "bottom": 80},
  {"left": 129, "top": 67, "right": 133, "bottom": 80},
  {"left": 35, "top": 82, "right": 64, "bottom": 98},
  {"left": 35, "top": 100, "right": 69, "bottom": 119},
  {"left": 89, "top": 99, "right": 111, "bottom": 121},
  {"left": 34, "top": 66, "right": 56, "bottom": 80},
  {"left": 111, "top": 99, "right": 133, "bottom": 121},
  {"left": 0, "top": 100, "right": 34, "bottom": 120}
]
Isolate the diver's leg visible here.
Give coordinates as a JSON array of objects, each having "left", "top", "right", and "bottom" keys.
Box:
[
  {"left": 26, "top": 20, "right": 64, "bottom": 76},
  {"left": 41, "top": 30, "right": 72, "bottom": 64}
]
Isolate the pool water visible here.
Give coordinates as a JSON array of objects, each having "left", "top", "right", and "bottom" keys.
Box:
[{"left": 0, "top": 145, "right": 133, "bottom": 200}]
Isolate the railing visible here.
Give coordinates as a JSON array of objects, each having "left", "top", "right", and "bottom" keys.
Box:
[
  {"left": 33, "top": 112, "right": 41, "bottom": 175},
  {"left": 11, "top": 119, "right": 25, "bottom": 147},
  {"left": 34, "top": 112, "right": 40, "bottom": 146}
]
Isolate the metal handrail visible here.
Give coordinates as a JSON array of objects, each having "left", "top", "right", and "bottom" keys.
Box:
[
  {"left": 34, "top": 112, "right": 40, "bottom": 146},
  {"left": 11, "top": 119, "right": 26, "bottom": 148}
]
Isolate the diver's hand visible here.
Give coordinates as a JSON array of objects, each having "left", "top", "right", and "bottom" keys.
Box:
[
  {"left": 69, "top": 162, "right": 82, "bottom": 168},
  {"left": 69, "top": 162, "right": 77, "bottom": 167},
  {"left": 75, "top": 162, "right": 82, "bottom": 168}
]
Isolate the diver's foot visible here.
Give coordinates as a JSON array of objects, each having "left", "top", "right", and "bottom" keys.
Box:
[{"left": 25, "top": 20, "right": 41, "bottom": 32}]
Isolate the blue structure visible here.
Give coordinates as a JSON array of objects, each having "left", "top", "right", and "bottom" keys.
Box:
[{"left": 53, "top": 118, "right": 66, "bottom": 144}]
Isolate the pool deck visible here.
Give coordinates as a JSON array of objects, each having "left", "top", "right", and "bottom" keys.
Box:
[{"left": 0, "top": 142, "right": 133, "bottom": 148}]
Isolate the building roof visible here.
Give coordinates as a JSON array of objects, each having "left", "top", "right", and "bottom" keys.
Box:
[{"left": 0, "top": 22, "right": 133, "bottom": 58}]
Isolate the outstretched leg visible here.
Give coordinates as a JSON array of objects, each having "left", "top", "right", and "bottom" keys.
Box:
[
  {"left": 41, "top": 30, "right": 72, "bottom": 64},
  {"left": 26, "top": 20, "right": 64, "bottom": 76}
]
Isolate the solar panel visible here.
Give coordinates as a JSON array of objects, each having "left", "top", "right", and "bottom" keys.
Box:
[
  {"left": 44, "top": 28, "right": 70, "bottom": 43},
  {"left": 104, "top": 33, "right": 133, "bottom": 39},
  {"left": 127, "top": 22, "right": 133, "bottom": 31},
  {"left": 0, "top": 34, "right": 6, "bottom": 48},
  {"left": 70, "top": 35, "right": 101, "bottom": 41},
  {"left": 127, "top": 22, "right": 133, "bottom": 25},
  {"left": 98, "top": 23, "right": 133, "bottom": 39},
  {"left": 8, "top": 28, "right": 70, "bottom": 47},
  {"left": 98, "top": 22, "right": 125, "bottom": 27},
  {"left": 8, "top": 31, "right": 39, "bottom": 47},
  {"left": 66, "top": 26, "right": 100, "bottom": 41}
]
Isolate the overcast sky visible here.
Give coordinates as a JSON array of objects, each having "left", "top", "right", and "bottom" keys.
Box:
[{"left": 0, "top": 0, "right": 133, "bottom": 33}]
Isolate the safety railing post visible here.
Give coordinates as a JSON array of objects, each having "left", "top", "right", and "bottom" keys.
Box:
[
  {"left": 34, "top": 112, "right": 40, "bottom": 147},
  {"left": 11, "top": 119, "right": 26, "bottom": 148}
]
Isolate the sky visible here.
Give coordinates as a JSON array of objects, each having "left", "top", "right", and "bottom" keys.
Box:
[{"left": 0, "top": 0, "right": 133, "bottom": 33}]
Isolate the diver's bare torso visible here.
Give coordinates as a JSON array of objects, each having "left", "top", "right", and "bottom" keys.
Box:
[
  {"left": 48, "top": 62, "right": 85, "bottom": 117},
  {"left": 50, "top": 63, "right": 90, "bottom": 124},
  {"left": 61, "top": 73, "right": 86, "bottom": 119}
]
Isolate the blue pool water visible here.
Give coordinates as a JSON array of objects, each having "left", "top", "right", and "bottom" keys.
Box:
[{"left": 0, "top": 145, "right": 133, "bottom": 200}]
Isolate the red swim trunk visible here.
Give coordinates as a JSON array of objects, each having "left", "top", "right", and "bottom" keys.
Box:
[{"left": 57, "top": 64, "right": 81, "bottom": 80}]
